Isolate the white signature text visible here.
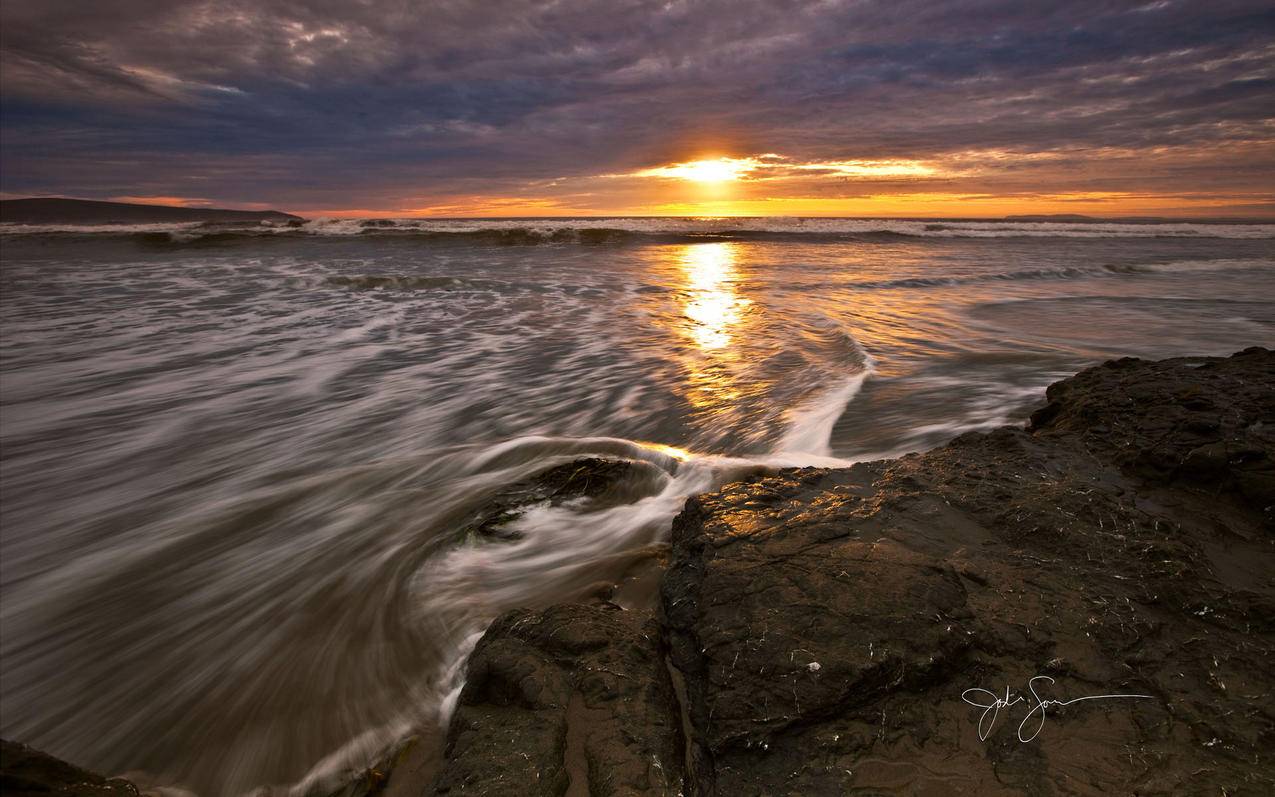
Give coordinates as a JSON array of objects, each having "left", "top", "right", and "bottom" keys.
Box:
[{"left": 961, "top": 675, "right": 1153, "bottom": 742}]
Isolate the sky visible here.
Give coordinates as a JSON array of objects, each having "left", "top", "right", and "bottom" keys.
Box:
[{"left": 1, "top": 0, "right": 1273, "bottom": 218}]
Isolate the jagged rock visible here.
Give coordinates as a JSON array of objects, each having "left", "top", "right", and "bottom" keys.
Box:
[
  {"left": 0, "top": 740, "right": 139, "bottom": 797},
  {"left": 1027, "top": 346, "right": 1275, "bottom": 515},
  {"left": 661, "top": 348, "right": 1275, "bottom": 795},
  {"left": 435, "top": 604, "right": 684, "bottom": 795},
  {"left": 461, "top": 457, "right": 659, "bottom": 541}
]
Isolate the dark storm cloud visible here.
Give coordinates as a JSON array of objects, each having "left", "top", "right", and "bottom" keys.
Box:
[{"left": 1, "top": 0, "right": 1272, "bottom": 211}]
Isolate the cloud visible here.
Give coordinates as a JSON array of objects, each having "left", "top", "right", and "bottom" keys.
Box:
[
  {"left": 1, "top": 0, "right": 1271, "bottom": 214},
  {"left": 621, "top": 155, "right": 938, "bottom": 181},
  {"left": 107, "top": 195, "right": 214, "bottom": 207}
]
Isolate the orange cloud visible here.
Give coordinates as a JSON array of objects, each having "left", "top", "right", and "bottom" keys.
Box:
[
  {"left": 108, "top": 195, "right": 213, "bottom": 207},
  {"left": 639, "top": 191, "right": 1271, "bottom": 218},
  {"left": 622, "top": 154, "right": 939, "bottom": 182}
]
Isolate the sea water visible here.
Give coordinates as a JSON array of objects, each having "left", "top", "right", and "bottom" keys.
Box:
[{"left": 1, "top": 217, "right": 1272, "bottom": 794}]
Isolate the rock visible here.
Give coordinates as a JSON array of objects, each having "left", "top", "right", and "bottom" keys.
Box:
[
  {"left": 306, "top": 736, "right": 423, "bottom": 797},
  {"left": 1027, "top": 347, "right": 1275, "bottom": 516},
  {"left": 461, "top": 457, "right": 660, "bottom": 541},
  {"left": 660, "top": 348, "right": 1275, "bottom": 795},
  {"left": 0, "top": 736, "right": 425, "bottom": 797},
  {"left": 435, "top": 604, "right": 684, "bottom": 795},
  {"left": 1, "top": 740, "right": 139, "bottom": 796}
]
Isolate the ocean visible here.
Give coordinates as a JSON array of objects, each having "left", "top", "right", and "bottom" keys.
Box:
[{"left": 1, "top": 216, "right": 1273, "bottom": 794}]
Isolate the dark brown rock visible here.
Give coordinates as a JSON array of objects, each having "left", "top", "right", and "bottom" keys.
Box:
[
  {"left": 435, "top": 604, "right": 684, "bottom": 795},
  {"left": 661, "top": 348, "right": 1275, "bottom": 795},
  {"left": 0, "top": 740, "right": 139, "bottom": 797},
  {"left": 1027, "top": 346, "right": 1275, "bottom": 518},
  {"left": 461, "top": 458, "right": 662, "bottom": 541}
]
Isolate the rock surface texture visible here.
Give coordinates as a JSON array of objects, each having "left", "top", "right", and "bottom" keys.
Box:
[
  {"left": 437, "top": 604, "right": 685, "bottom": 795},
  {"left": 0, "top": 740, "right": 139, "bottom": 796},
  {"left": 4, "top": 349, "right": 1273, "bottom": 795},
  {"left": 454, "top": 348, "right": 1274, "bottom": 795},
  {"left": 661, "top": 347, "right": 1274, "bottom": 795}
]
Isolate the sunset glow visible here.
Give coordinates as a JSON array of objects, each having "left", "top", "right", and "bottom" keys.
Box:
[
  {"left": 1, "top": 4, "right": 1272, "bottom": 795},
  {"left": 634, "top": 158, "right": 758, "bottom": 183},
  {"left": 1, "top": 1, "right": 1271, "bottom": 217}
]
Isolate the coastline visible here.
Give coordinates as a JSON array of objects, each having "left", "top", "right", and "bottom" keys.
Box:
[{"left": 4, "top": 347, "right": 1272, "bottom": 795}]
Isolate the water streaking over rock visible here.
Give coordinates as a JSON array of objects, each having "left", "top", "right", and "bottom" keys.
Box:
[{"left": 0, "top": 223, "right": 1272, "bottom": 794}]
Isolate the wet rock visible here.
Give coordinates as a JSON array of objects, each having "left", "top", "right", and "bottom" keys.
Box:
[
  {"left": 435, "top": 604, "right": 684, "bottom": 795},
  {"left": 1027, "top": 346, "right": 1275, "bottom": 517},
  {"left": 306, "top": 736, "right": 423, "bottom": 797},
  {"left": 0, "top": 740, "right": 139, "bottom": 796},
  {"left": 660, "top": 348, "right": 1274, "bottom": 795},
  {"left": 462, "top": 457, "right": 657, "bottom": 541}
]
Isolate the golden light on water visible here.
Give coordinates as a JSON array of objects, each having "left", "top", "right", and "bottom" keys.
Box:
[
  {"left": 657, "top": 241, "right": 753, "bottom": 415},
  {"left": 636, "top": 441, "right": 693, "bottom": 461},
  {"left": 680, "top": 242, "right": 750, "bottom": 350}
]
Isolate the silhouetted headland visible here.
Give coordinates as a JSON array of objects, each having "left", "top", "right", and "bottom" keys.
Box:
[{"left": 0, "top": 197, "right": 302, "bottom": 225}]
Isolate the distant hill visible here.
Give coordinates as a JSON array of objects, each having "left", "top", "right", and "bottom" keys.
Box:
[
  {"left": 999, "top": 213, "right": 1251, "bottom": 224},
  {"left": 0, "top": 198, "right": 304, "bottom": 225}
]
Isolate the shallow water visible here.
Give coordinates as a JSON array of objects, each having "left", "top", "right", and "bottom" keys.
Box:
[{"left": 1, "top": 219, "right": 1273, "bottom": 794}]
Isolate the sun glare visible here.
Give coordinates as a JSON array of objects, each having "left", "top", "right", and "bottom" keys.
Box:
[
  {"left": 681, "top": 242, "right": 750, "bottom": 350},
  {"left": 635, "top": 157, "right": 756, "bottom": 183},
  {"left": 627, "top": 153, "right": 941, "bottom": 187},
  {"left": 679, "top": 159, "right": 744, "bottom": 182}
]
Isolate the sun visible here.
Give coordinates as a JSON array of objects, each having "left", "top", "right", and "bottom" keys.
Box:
[
  {"left": 678, "top": 159, "right": 745, "bottom": 182},
  {"left": 634, "top": 157, "right": 756, "bottom": 183}
]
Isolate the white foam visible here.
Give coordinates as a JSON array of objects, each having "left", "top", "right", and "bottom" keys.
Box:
[
  {"left": 774, "top": 339, "right": 876, "bottom": 459},
  {"left": 4, "top": 217, "right": 1273, "bottom": 239},
  {"left": 284, "top": 718, "right": 413, "bottom": 797},
  {"left": 294, "top": 217, "right": 1275, "bottom": 239},
  {"left": 1141, "top": 257, "right": 1274, "bottom": 273},
  {"left": 774, "top": 368, "right": 873, "bottom": 459}
]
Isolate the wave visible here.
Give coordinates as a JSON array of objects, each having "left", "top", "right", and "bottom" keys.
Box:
[
  {"left": 775, "top": 339, "right": 876, "bottom": 459},
  {"left": 3, "top": 216, "right": 1273, "bottom": 243},
  {"left": 837, "top": 258, "right": 1273, "bottom": 290},
  {"left": 284, "top": 334, "right": 878, "bottom": 794},
  {"left": 324, "top": 274, "right": 510, "bottom": 291}
]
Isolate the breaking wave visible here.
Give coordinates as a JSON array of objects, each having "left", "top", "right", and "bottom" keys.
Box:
[
  {"left": 835, "top": 258, "right": 1274, "bottom": 290},
  {"left": 3, "top": 216, "right": 1273, "bottom": 244}
]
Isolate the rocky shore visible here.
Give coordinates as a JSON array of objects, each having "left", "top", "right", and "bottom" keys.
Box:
[{"left": 5, "top": 348, "right": 1273, "bottom": 795}]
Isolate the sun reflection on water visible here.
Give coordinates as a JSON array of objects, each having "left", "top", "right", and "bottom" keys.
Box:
[
  {"left": 680, "top": 242, "right": 750, "bottom": 351},
  {"left": 663, "top": 241, "right": 757, "bottom": 415}
]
